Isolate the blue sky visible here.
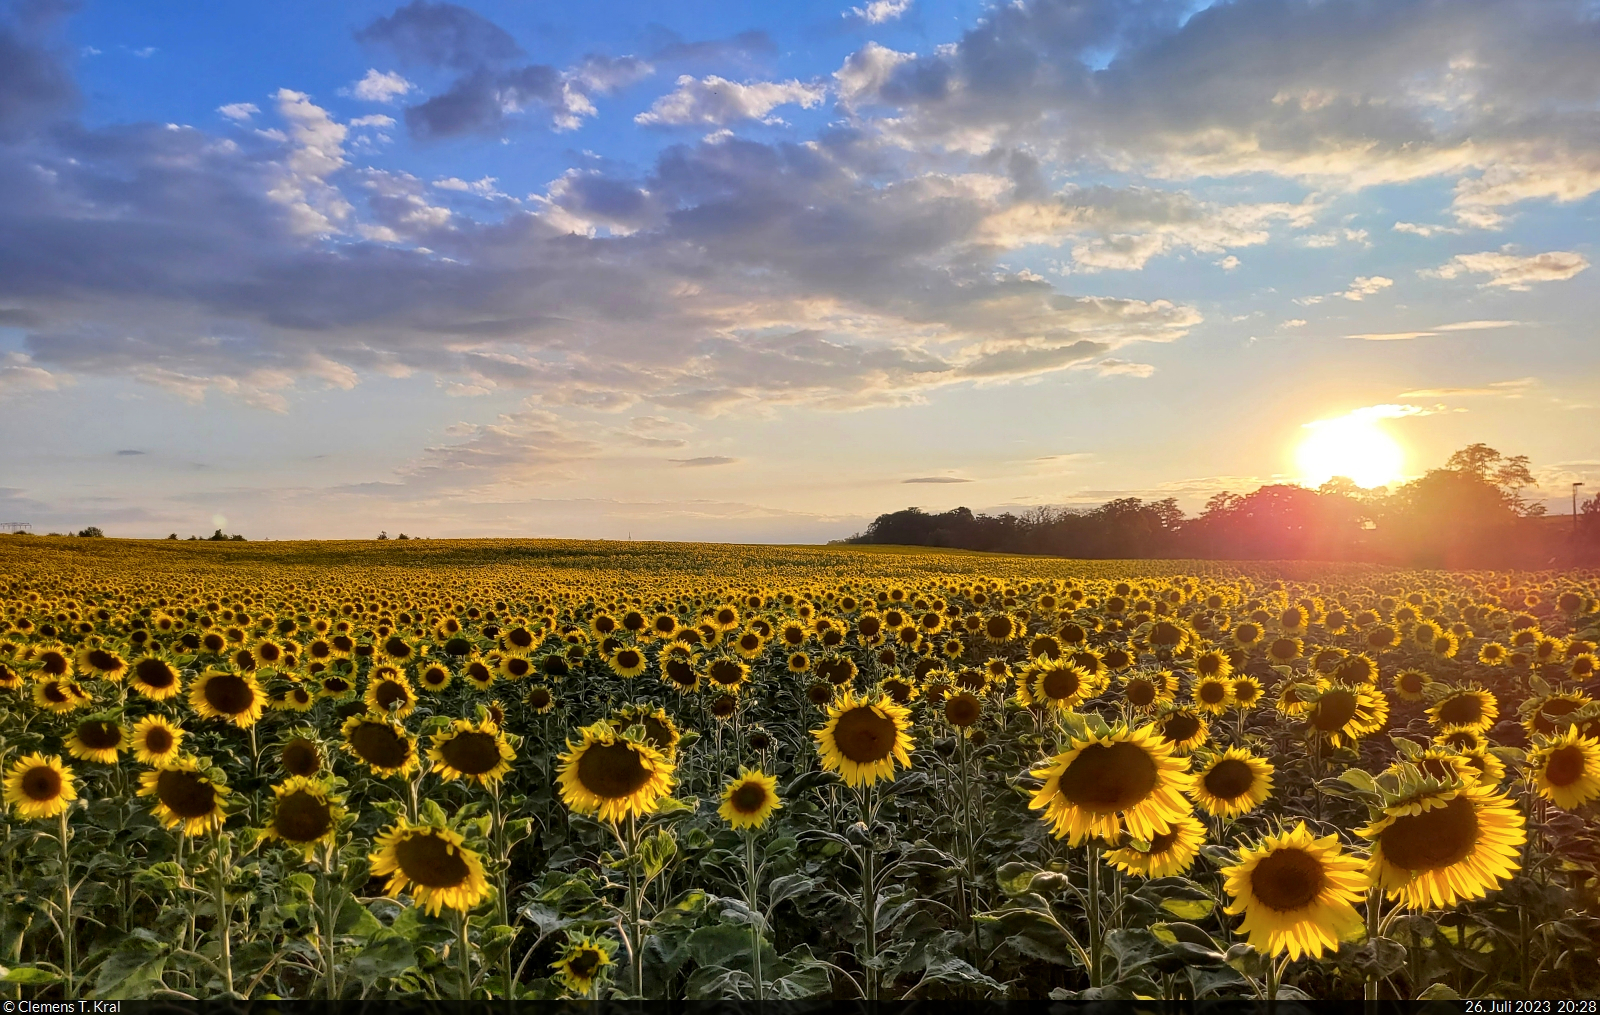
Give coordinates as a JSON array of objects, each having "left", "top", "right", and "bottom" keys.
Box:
[{"left": 2, "top": 0, "right": 1596, "bottom": 540}]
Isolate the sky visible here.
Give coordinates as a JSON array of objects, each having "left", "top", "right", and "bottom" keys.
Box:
[{"left": 1, "top": 0, "right": 1597, "bottom": 542}]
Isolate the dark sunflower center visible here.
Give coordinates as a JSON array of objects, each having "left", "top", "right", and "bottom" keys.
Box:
[
  {"left": 708, "top": 660, "right": 743, "bottom": 685},
  {"left": 832, "top": 706, "right": 899, "bottom": 763},
  {"left": 43, "top": 682, "right": 69, "bottom": 703},
  {"left": 568, "top": 950, "right": 601, "bottom": 979},
  {"left": 395, "top": 833, "right": 471, "bottom": 888},
  {"left": 711, "top": 694, "right": 738, "bottom": 717},
  {"left": 40, "top": 652, "right": 69, "bottom": 676},
  {"left": 945, "top": 692, "right": 981, "bottom": 727},
  {"left": 373, "top": 680, "right": 410, "bottom": 711},
  {"left": 348, "top": 722, "right": 412, "bottom": 769},
  {"left": 505, "top": 657, "right": 531, "bottom": 677},
  {"left": 1399, "top": 673, "right": 1423, "bottom": 693},
  {"left": 986, "top": 617, "right": 1013, "bottom": 639},
  {"left": 438, "top": 731, "right": 504, "bottom": 775},
  {"left": 466, "top": 663, "right": 492, "bottom": 682},
  {"left": 87, "top": 649, "right": 119, "bottom": 671},
  {"left": 1204, "top": 758, "right": 1255, "bottom": 800},
  {"left": 663, "top": 659, "right": 696, "bottom": 685},
  {"left": 1312, "top": 690, "right": 1358, "bottom": 732},
  {"left": 282, "top": 739, "right": 320, "bottom": 776},
  {"left": 1379, "top": 795, "right": 1479, "bottom": 871},
  {"left": 76, "top": 720, "right": 122, "bottom": 749},
  {"left": 423, "top": 668, "right": 448, "bottom": 686},
  {"left": 528, "top": 688, "right": 552, "bottom": 709},
  {"left": 1126, "top": 681, "right": 1157, "bottom": 707},
  {"left": 616, "top": 650, "right": 641, "bottom": 669},
  {"left": 1197, "top": 655, "right": 1223, "bottom": 676},
  {"left": 275, "top": 790, "right": 333, "bottom": 842},
  {"left": 1039, "top": 668, "right": 1081, "bottom": 701},
  {"left": 641, "top": 718, "right": 674, "bottom": 751},
  {"left": 134, "top": 658, "right": 176, "bottom": 687},
  {"left": 1199, "top": 681, "right": 1227, "bottom": 704},
  {"left": 21, "top": 765, "right": 62, "bottom": 801},
  {"left": 1058, "top": 741, "right": 1159, "bottom": 813},
  {"left": 806, "top": 683, "right": 833, "bottom": 704},
  {"left": 730, "top": 782, "right": 769, "bottom": 814},
  {"left": 1146, "top": 827, "right": 1179, "bottom": 854},
  {"left": 1438, "top": 695, "right": 1485, "bottom": 726},
  {"left": 157, "top": 770, "right": 217, "bottom": 818},
  {"left": 384, "top": 637, "right": 411, "bottom": 657},
  {"left": 1545, "top": 745, "right": 1588, "bottom": 787},
  {"left": 204, "top": 674, "right": 255, "bottom": 715},
  {"left": 143, "top": 727, "right": 175, "bottom": 754},
  {"left": 884, "top": 679, "right": 913, "bottom": 705},
  {"left": 323, "top": 676, "right": 352, "bottom": 694},
  {"left": 1161, "top": 713, "right": 1201, "bottom": 744},
  {"left": 576, "top": 741, "right": 653, "bottom": 799},
  {"left": 1249, "top": 847, "right": 1326, "bottom": 911}
]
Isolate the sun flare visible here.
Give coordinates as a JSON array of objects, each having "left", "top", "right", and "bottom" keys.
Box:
[{"left": 1295, "top": 409, "right": 1407, "bottom": 489}]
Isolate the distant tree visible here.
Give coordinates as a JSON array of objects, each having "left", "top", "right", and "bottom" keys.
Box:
[
  {"left": 187, "top": 535, "right": 199, "bottom": 541},
  {"left": 209, "top": 528, "right": 228, "bottom": 541},
  {"left": 77, "top": 526, "right": 104, "bottom": 538},
  {"left": 167, "top": 533, "right": 178, "bottom": 540},
  {"left": 397, "top": 533, "right": 410, "bottom": 540},
  {"left": 230, "top": 534, "right": 246, "bottom": 541},
  {"left": 377, "top": 531, "right": 389, "bottom": 540}
]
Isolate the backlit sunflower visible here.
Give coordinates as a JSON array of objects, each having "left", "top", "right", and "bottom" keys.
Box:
[
  {"left": 1434, "top": 724, "right": 1487, "bottom": 754},
  {"left": 1391, "top": 669, "right": 1430, "bottom": 702},
  {"left": 429, "top": 718, "right": 516, "bottom": 787},
  {"left": 1028, "top": 658, "right": 1105, "bottom": 714},
  {"left": 1190, "top": 747, "right": 1274, "bottom": 818},
  {"left": 1154, "top": 706, "right": 1209, "bottom": 755},
  {"left": 718, "top": 767, "right": 782, "bottom": 829},
  {"left": 1266, "top": 637, "right": 1303, "bottom": 664},
  {"left": 1104, "top": 813, "right": 1206, "bottom": 879},
  {"left": 264, "top": 776, "right": 345, "bottom": 858},
  {"left": 813, "top": 690, "right": 915, "bottom": 788},
  {"left": 139, "top": 757, "right": 230, "bottom": 836},
  {"left": 340, "top": 713, "right": 419, "bottom": 777},
  {"left": 552, "top": 932, "right": 617, "bottom": 996},
  {"left": 1359, "top": 780, "right": 1525, "bottom": 909},
  {"left": 369, "top": 819, "right": 491, "bottom": 916},
  {"left": 1523, "top": 692, "right": 1591, "bottom": 738},
  {"left": 364, "top": 670, "right": 417, "bottom": 719},
  {"left": 1028, "top": 722, "right": 1193, "bottom": 844},
  {"left": 1222, "top": 822, "right": 1368, "bottom": 960},
  {"left": 65, "top": 717, "right": 128, "bottom": 764},
  {"left": 32, "top": 676, "right": 90, "bottom": 714},
  {"left": 1232, "top": 622, "right": 1264, "bottom": 648},
  {"left": 1119, "top": 671, "right": 1173, "bottom": 713},
  {"left": 189, "top": 669, "right": 265, "bottom": 727},
  {"left": 131, "top": 715, "right": 185, "bottom": 766},
  {"left": 1192, "top": 674, "right": 1235, "bottom": 715},
  {"left": 1428, "top": 686, "right": 1498, "bottom": 733},
  {"left": 557, "top": 723, "right": 676, "bottom": 823},
  {"left": 75, "top": 645, "right": 129, "bottom": 682},
  {"left": 1477, "top": 642, "right": 1508, "bottom": 666},
  {"left": 1231, "top": 675, "right": 1264, "bottom": 709},
  {"left": 1306, "top": 682, "right": 1389, "bottom": 748},
  {"left": 1528, "top": 728, "right": 1600, "bottom": 809},
  {"left": 944, "top": 689, "right": 983, "bottom": 729},
  {"left": 3, "top": 753, "right": 77, "bottom": 820}
]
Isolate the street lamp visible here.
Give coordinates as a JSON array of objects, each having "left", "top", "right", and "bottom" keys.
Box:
[{"left": 1576, "top": 482, "right": 1587, "bottom": 539}]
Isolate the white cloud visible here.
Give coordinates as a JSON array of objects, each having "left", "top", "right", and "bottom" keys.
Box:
[
  {"left": 1422, "top": 249, "right": 1589, "bottom": 290},
  {"left": 349, "top": 114, "right": 396, "bottom": 128},
  {"left": 635, "top": 75, "right": 827, "bottom": 126},
  {"left": 1432, "top": 319, "right": 1519, "bottom": 331},
  {"left": 1215, "top": 255, "right": 1240, "bottom": 270},
  {"left": 351, "top": 69, "right": 414, "bottom": 103},
  {"left": 217, "top": 102, "right": 259, "bottom": 122},
  {"left": 832, "top": 42, "right": 914, "bottom": 106},
  {"left": 0, "top": 353, "right": 68, "bottom": 397},
  {"left": 1400, "top": 377, "right": 1536, "bottom": 398},
  {"left": 849, "top": 0, "right": 912, "bottom": 24},
  {"left": 1300, "top": 228, "right": 1369, "bottom": 248},
  {"left": 1393, "top": 221, "right": 1464, "bottom": 237},
  {"left": 1349, "top": 331, "right": 1437, "bottom": 341},
  {"left": 266, "top": 89, "right": 352, "bottom": 236},
  {"left": 1341, "top": 275, "right": 1394, "bottom": 301},
  {"left": 1281, "top": 319, "right": 1306, "bottom": 328}
]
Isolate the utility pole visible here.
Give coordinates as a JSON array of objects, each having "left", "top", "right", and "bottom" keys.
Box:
[{"left": 1576, "top": 482, "right": 1586, "bottom": 539}]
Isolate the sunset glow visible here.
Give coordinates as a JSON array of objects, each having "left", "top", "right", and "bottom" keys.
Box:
[{"left": 1295, "top": 411, "right": 1407, "bottom": 489}]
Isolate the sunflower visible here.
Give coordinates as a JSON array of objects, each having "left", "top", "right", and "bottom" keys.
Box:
[
  {"left": 606, "top": 645, "right": 647, "bottom": 679},
  {"left": 364, "top": 670, "right": 417, "bottom": 719},
  {"left": 552, "top": 932, "right": 617, "bottom": 996},
  {"left": 317, "top": 671, "right": 357, "bottom": 701},
  {"left": 264, "top": 776, "right": 346, "bottom": 857},
  {"left": 65, "top": 718, "right": 128, "bottom": 764},
  {"left": 0, "top": 661, "right": 20, "bottom": 690},
  {"left": 813, "top": 690, "right": 915, "bottom": 788},
  {"left": 1120, "top": 671, "right": 1172, "bottom": 712},
  {"left": 1428, "top": 686, "right": 1498, "bottom": 733},
  {"left": 29, "top": 643, "right": 74, "bottom": 679},
  {"left": 272, "top": 684, "right": 316, "bottom": 712},
  {"left": 1524, "top": 692, "right": 1592, "bottom": 738},
  {"left": 3, "top": 753, "right": 77, "bottom": 821},
  {"left": 340, "top": 713, "right": 419, "bottom": 777},
  {"left": 1028, "top": 722, "right": 1193, "bottom": 844},
  {"left": 189, "top": 669, "right": 265, "bottom": 727},
  {"left": 280, "top": 735, "right": 323, "bottom": 777},
  {"left": 1154, "top": 706, "right": 1209, "bottom": 755},
  {"left": 1391, "top": 669, "right": 1430, "bottom": 702},
  {"left": 1477, "top": 642, "right": 1508, "bottom": 666},
  {"left": 75, "top": 645, "right": 129, "bottom": 682},
  {"left": 1193, "top": 649, "right": 1233, "bottom": 681},
  {"left": 1190, "top": 747, "right": 1274, "bottom": 818},
  {"left": 1434, "top": 724, "right": 1487, "bottom": 754},
  {"left": 1222, "top": 822, "right": 1368, "bottom": 960},
  {"left": 718, "top": 767, "right": 782, "bottom": 829},
  {"left": 498, "top": 653, "right": 535, "bottom": 682},
  {"left": 702, "top": 656, "right": 749, "bottom": 693},
  {"left": 369, "top": 819, "right": 491, "bottom": 917},
  {"left": 139, "top": 757, "right": 230, "bottom": 836},
  {"left": 1231, "top": 675, "right": 1264, "bottom": 709},
  {"left": 944, "top": 689, "right": 983, "bottom": 728},
  {"left": 1028, "top": 658, "right": 1105, "bottom": 714},
  {"left": 556, "top": 723, "right": 676, "bottom": 823},
  {"left": 462, "top": 657, "right": 497, "bottom": 691},
  {"left": 710, "top": 692, "right": 739, "bottom": 719},
  {"left": 1306, "top": 682, "right": 1389, "bottom": 748},
  {"left": 418, "top": 662, "right": 453, "bottom": 692},
  {"left": 1192, "top": 674, "right": 1235, "bottom": 715},
  {"left": 429, "top": 718, "right": 516, "bottom": 787},
  {"left": 32, "top": 676, "right": 90, "bottom": 714},
  {"left": 526, "top": 683, "right": 556, "bottom": 714},
  {"left": 1528, "top": 728, "right": 1600, "bottom": 809},
  {"left": 1104, "top": 813, "right": 1206, "bottom": 879},
  {"left": 615, "top": 705, "right": 681, "bottom": 757},
  {"left": 1359, "top": 781, "right": 1525, "bottom": 909},
  {"left": 1265, "top": 637, "right": 1303, "bottom": 664},
  {"left": 1232, "top": 622, "right": 1264, "bottom": 648},
  {"left": 131, "top": 715, "right": 186, "bottom": 766}
]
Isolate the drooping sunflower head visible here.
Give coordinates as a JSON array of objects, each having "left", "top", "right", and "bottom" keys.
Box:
[
  {"left": 1154, "top": 706, "right": 1209, "bottom": 755},
  {"left": 131, "top": 715, "right": 186, "bottom": 766},
  {"left": 943, "top": 689, "right": 983, "bottom": 729},
  {"left": 279, "top": 735, "right": 323, "bottom": 777},
  {"left": 1104, "top": 813, "right": 1206, "bottom": 880},
  {"left": 1359, "top": 781, "right": 1525, "bottom": 909},
  {"left": 718, "top": 767, "right": 782, "bottom": 829},
  {"left": 1528, "top": 728, "right": 1600, "bottom": 810},
  {"left": 1523, "top": 692, "right": 1592, "bottom": 739},
  {"left": 364, "top": 670, "right": 417, "bottom": 719},
  {"left": 3, "top": 753, "right": 78, "bottom": 821},
  {"left": 1427, "top": 685, "right": 1499, "bottom": 733},
  {"left": 264, "top": 776, "right": 345, "bottom": 857},
  {"left": 66, "top": 717, "right": 128, "bottom": 764},
  {"left": 614, "top": 704, "right": 681, "bottom": 757},
  {"left": 813, "top": 690, "right": 915, "bottom": 788},
  {"left": 551, "top": 932, "right": 617, "bottom": 996},
  {"left": 32, "top": 676, "right": 90, "bottom": 714},
  {"left": 429, "top": 718, "right": 516, "bottom": 786},
  {"left": 369, "top": 818, "right": 490, "bottom": 917},
  {"left": 138, "top": 756, "right": 230, "bottom": 837},
  {"left": 1222, "top": 821, "right": 1369, "bottom": 960},
  {"left": 556, "top": 723, "right": 676, "bottom": 823},
  {"left": 1306, "top": 681, "right": 1389, "bottom": 748},
  {"left": 1028, "top": 722, "right": 1194, "bottom": 845},
  {"left": 340, "top": 713, "right": 419, "bottom": 777},
  {"left": 189, "top": 669, "right": 265, "bottom": 728}
]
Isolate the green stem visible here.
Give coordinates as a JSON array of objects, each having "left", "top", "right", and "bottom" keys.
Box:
[
  {"left": 860, "top": 785, "right": 879, "bottom": 1001},
  {"left": 57, "top": 808, "right": 74, "bottom": 998},
  {"left": 1086, "top": 843, "right": 1103, "bottom": 988},
  {"left": 322, "top": 841, "right": 341, "bottom": 1000},
  {"left": 211, "top": 831, "right": 234, "bottom": 996},
  {"left": 456, "top": 909, "right": 472, "bottom": 1000},
  {"left": 746, "top": 828, "right": 762, "bottom": 1000},
  {"left": 1365, "top": 886, "right": 1381, "bottom": 1001},
  {"left": 625, "top": 815, "right": 643, "bottom": 996},
  {"left": 490, "top": 782, "right": 513, "bottom": 998}
]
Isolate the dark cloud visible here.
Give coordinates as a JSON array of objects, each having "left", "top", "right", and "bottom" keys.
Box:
[
  {"left": 355, "top": 1, "right": 522, "bottom": 70},
  {"left": 115, "top": 449, "right": 145, "bottom": 455},
  {"left": 904, "top": 476, "right": 971, "bottom": 483},
  {"left": 670, "top": 456, "right": 738, "bottom": 467},
  {"left": 645, "top": 26, "right": 777, "bottom": 63},
  {"left": 0, "top": 0, "right": 77, "bottom": 141}
]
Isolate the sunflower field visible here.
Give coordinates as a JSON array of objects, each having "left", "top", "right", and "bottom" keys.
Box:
[{"left": 2, "top": 537, "right": 1600, "bottom": 1001}]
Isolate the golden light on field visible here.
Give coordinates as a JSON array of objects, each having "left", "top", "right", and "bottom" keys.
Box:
[{"left": 1295, "top": 408, "right": 1407, "bottom": 489}]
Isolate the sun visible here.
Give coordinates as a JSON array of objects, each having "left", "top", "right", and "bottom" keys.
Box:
[{"left": 1295, "top": 410, "right": 1406, "bottom": 488}]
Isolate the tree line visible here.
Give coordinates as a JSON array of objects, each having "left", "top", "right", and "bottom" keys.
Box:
[{"left": 843, "top": 444, "right": 1600, "bottom": 567}]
